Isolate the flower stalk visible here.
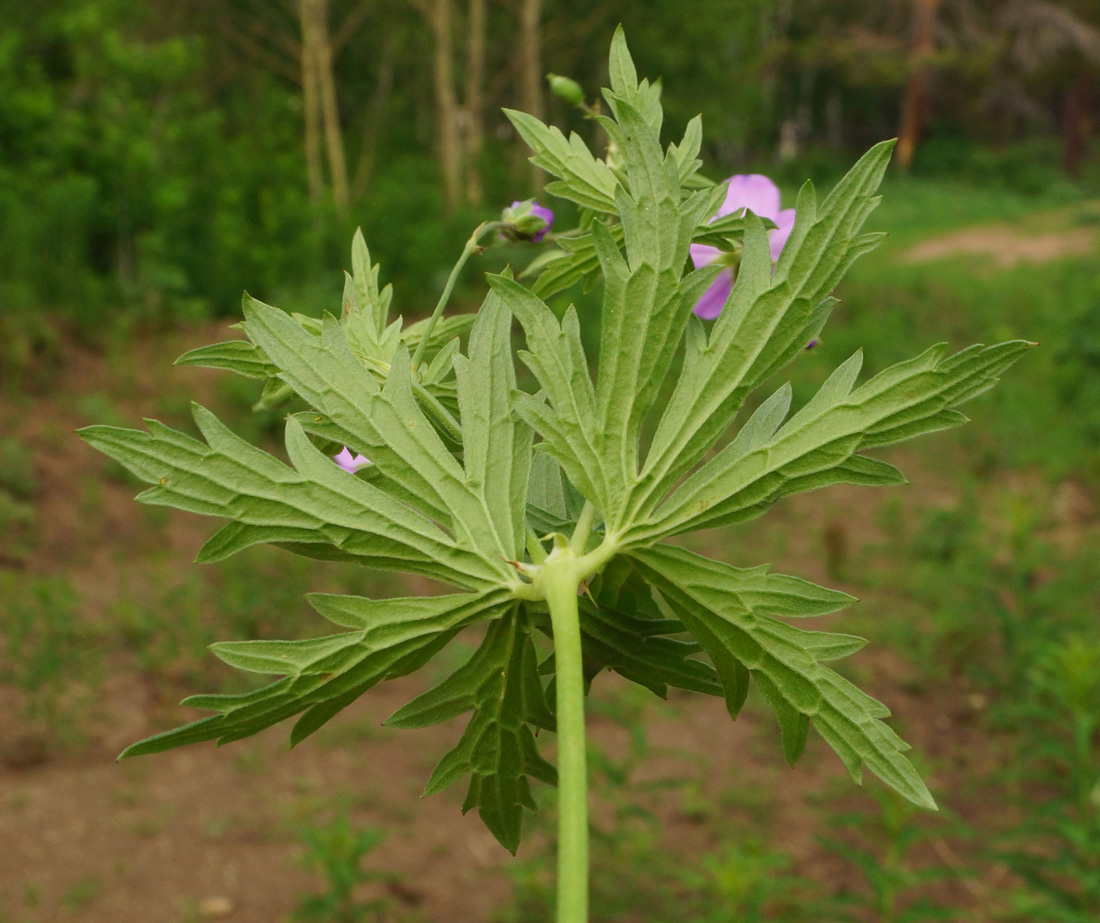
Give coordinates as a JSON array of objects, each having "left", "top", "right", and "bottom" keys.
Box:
[
  {"left": 541, "top": 557, "right": 590, "bottom": 923},
  {"left": 411, "top": 220, "right": 498, "bottom": 371}
]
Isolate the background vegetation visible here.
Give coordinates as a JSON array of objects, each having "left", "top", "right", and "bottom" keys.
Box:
[
  {"left": 2, "top": 2, "right": 1099, "bottom": 921},
  {"left": 2, "top": 0, "right": 1098, "bottom": 335}
]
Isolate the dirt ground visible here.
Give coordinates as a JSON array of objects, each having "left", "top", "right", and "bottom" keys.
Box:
[
  {"left": 903, "top": 201, "right": 1099, "bottom": 267},
  {"left": 1, "top": 212, "right": 1094, "bottom": 921},
  {"left": 904, "top": 225, "right": 1096, "bottom": 266}
]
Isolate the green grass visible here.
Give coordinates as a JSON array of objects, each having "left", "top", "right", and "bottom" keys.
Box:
[
  {"left": 792, "top": 178, "right": 1100, "bottom": 481},
  {"left": 867, "top": 175, "right": 1085, "bottom": 242}
]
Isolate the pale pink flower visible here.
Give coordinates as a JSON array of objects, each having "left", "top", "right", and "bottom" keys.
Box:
[
  {"left": 334, "top": 447, "right": 371, "bottom": 473},
  {"left": 690, "top": 174, "right": 796, "bottom": 320}
]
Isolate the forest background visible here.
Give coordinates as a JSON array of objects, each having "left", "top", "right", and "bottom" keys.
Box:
[{"left": 3, "top": 0, "right": 1098, "bottom": 336}]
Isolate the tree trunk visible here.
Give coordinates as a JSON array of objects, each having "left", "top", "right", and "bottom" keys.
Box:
[
  {"left": 421, "top": 0, "right": 463, "bottom": 216},
  {"left": 300, "top": 0, "right": 325, "bottom": 207},
  {"left": 896, "top": 0, "right": 940, "bottom": 172},
  {"left": 517, "top": 0, "right": 543, "bottom": 190},
  {"left": 1063, "top": 72, "right": 1092, "bottom": 179},
  {"left": 300, "top": 0, "right": 350, "bottom": 218},
  {"left": 462, "top": 0, "right": 486, "bottom": 209}
]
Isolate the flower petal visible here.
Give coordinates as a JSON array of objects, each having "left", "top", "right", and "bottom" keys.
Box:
[
  {"left": 334, "top": 447, "right": 371, "bottom": 473},
  {"left": 721, "top": 174, "right": 782, "bottom": 221},
  {"left": 692, "top": 270, "right": 733, "bottom": 320},
  {"left": 690, "top": 242, "right": 722, "bottom": 269}
]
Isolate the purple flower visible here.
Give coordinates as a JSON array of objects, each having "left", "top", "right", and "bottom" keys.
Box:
[
  {"left": 334, "top": 447, "right": 371, "bottom": 473},
  {"left": 500, "top": 200, "right": 554, "bottom": 243},
  {"left": 690, "top": 175, "right": 796, "bottom": 320}
]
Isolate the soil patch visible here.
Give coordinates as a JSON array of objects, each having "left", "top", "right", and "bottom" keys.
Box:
[{"left": 904, "top": 224, "right": 1095, "bottom": 267}]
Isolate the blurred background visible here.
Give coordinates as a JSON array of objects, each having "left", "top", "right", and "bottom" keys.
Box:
[{"left": 2, "top": 2, "right": 1099, "bottom": 921}]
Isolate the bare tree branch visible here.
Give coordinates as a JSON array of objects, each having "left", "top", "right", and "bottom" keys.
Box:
[
  {"left": 332, "top": 0, "right": 374, "bottom": 57},
  {"left": 1007, "top": 0, "right": 1100, "bottom": 68},
  {"left": 240, "top": 10, "right": 303, "bottom": 58},
  {"left": 351, "top": 25, "right": 400, "bottom": 201},
  {"left": 219, "top": 13, "right": 302, "bottom": 84}
]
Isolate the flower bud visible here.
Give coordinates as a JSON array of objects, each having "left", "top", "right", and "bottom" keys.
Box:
[
  {"left": 546, "top": 73, "right": 585, "bottom": 107},
  {"left": 500, "top": 200, "right": 554, "bottom": 243}
]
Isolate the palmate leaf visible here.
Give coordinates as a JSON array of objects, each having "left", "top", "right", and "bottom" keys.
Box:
[
  {"left": 628, "top": 545, "right": 935, "bottom": 810},
  {"left": 494, "top": 93, "right": 722, "bottom": 523},
  {"left": 118, "top": 590, "right": 513, "bottom": 758},
  {"left": 83, "top": 280, "right": 555, "bottom": 850},
  {"left": 79, "top": 408, "right": 501, "bottom": 589},
  {"left": 635, "top": 339, "right": 1032, "bottom": 541},
  {"left": 241, "top": 296, "right": 517, "bottom": 560},
  {"left": 387, "top": 608, "right": 557, "bottom": 853},
  {"left": 633, "top": 142, "right": 899, "bottom": 519}
]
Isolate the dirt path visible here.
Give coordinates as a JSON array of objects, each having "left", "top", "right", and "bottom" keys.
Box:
[{"left": 903, "top": 202, "right": 1099, "bottom": 266}]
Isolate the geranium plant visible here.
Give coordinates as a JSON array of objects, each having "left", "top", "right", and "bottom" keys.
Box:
[{"left": 80, "top": 29, "right": 1029, "bottom": 922}]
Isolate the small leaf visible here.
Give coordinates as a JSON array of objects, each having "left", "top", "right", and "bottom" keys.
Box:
[
  {"left": 175, "top": 340, "right": 277, "bottom": 379},
  {"left": 670, "top": 115, "right": 704, "bottom": 185},
  {"left": 528, "top": 452, "right": 568, "bottom": 523},
  {"left": 490, "top": 274, "right": 606, "bottom": 511},
  {"left": 605, "top": 26, "right": 662, "bottom": 132},
  {"left": 577, "top": 595, "right": 722, "bottom": 699},
  {"left": 392, "top": 610, "right": 557, "bottom": 853},
  {"left": 528, "top": 225, "right": 625, "bottom": 299},
  {"left": 504, "top": 109, "right": 619, "bottom": 212},
  {"left": 692, "top": 213, "right": 777, "bottom": 249}
]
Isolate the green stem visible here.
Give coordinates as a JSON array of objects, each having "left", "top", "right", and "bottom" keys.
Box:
[
  {"left": 570, "top": 501, "right": 598, "bottom": 554},
  {"left": 410, "top": 220, "right": 499, "bottom": 370},
  {"left": 543, "top": 567, "right": 589, "bottom": 923}
]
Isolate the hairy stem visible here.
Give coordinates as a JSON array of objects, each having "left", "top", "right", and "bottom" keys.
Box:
[
  {"left": 410, "top": 220, "right": 499, "bottom": 370},
  {"left": 543, "top": 566, "right": 589, "bottom": 923}
]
